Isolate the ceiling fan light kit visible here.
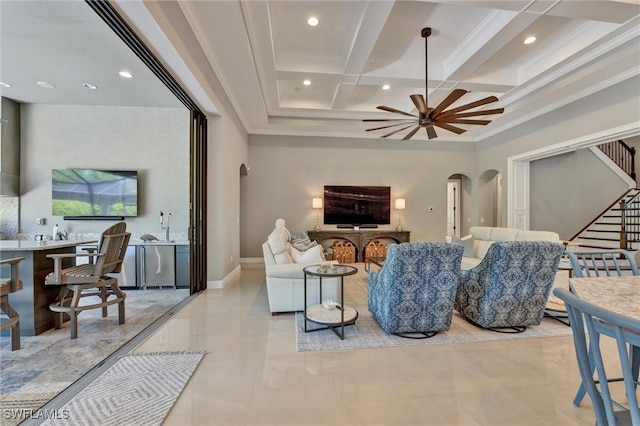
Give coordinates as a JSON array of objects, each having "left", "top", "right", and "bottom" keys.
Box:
[{"left": 365, "top": 27, "right": 504, "bottom": 141}]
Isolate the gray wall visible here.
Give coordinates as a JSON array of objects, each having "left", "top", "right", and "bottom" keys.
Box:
[
  {"left": 475, "top": 77, "right": 640, "bottom": 234},
  {"left": 19, "top": 104, "right": 190, "bottom": 238},
  {"left": 242, "top": 136, "right": 477, "bottom": 257},
  {"left": 530, "top": 149, "right": 629, "bottom": 240}
]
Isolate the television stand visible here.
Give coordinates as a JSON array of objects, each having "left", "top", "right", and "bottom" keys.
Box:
[{"left": 307, "top": 229, "right": 410, "bottom": 262}]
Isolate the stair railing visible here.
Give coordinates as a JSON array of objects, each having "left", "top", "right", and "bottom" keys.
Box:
[
  {"left": 621, "top": 191, "right": 640, "bottom": 250},
  {"left": 598, "top": 139, "right": 636, "bottom": 180}
]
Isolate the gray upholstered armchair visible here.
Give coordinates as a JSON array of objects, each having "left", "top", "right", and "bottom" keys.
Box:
[
  {"left": 368, "top": 242, "right": 464, "bottom": 338},
  {"left": 454, "top": 241, "right": 564, "bottom": 332}
]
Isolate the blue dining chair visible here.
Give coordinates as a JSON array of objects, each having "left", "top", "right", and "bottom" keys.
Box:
[
  {"left": 565, "top": 249, "right": 640, "bottom": 407},
  {"left": 554, "top": 287, "right": 639, "bottom": 426}
]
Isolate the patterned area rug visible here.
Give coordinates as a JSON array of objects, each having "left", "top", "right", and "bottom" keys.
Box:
[
  {"left": 0, "top": 392, "right": 60, "bottom": 426},
  {"left": 41, "top": 351, "right": 206, "bottom": 426},
  {"left": 296, "top": 265, "right": 573, "bottom": 351}
]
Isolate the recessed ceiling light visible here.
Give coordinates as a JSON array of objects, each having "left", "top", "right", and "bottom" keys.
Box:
[
  {"left": 524, "top": 36, "right": 537, "bottom": 45},
  {"left": 0, "top": 81, "right": 11, "bottom": 88},
  {"left": 303, "top": 79, "right": 311, "bottom": 86},
  {"left": 118, "top": 70, "right": 133, "bottom": 79},
  {"left": 37, "top": 81, "right": 55, "bottom": 89},
  {"left": 82, "top": 83, "right": 97, "bottom": 90},
  {"left": 307, "top": 17, "right": 319, "bottom": 27},
  {"left": 382, "top": 84, "right": 390, "bottom": 90}
]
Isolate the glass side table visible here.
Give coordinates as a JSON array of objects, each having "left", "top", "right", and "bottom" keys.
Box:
[{"left": 303, "top": 264, "right": 358, "bottom": 340}]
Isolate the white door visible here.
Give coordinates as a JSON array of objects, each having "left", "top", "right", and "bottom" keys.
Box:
[{"left": 447, "top": 180, "right": 461, "bottom": 237}]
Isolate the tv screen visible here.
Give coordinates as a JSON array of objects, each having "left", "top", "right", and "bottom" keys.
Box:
[
  {"left": 52, "top": 169, "right": 138, "bottom": 217},
  {"left": 324, "top": 185, "right": 391, "bottom": 225}
]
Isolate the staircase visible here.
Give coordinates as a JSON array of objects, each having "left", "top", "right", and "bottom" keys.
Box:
[{"left": 571, "top": 188, "right": 640, "bottom": 250}]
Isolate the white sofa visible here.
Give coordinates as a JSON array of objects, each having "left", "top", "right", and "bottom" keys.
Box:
[
  {"left": 262, "top": 242, "right": 339, "bottom": 315},
  {"left": 456, "top": 226, "right": 562, "bottom": 269}
]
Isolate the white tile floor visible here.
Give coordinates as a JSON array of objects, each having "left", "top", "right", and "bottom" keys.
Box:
[{"left": 135, "top": 266, "right": 608, "bottom": 425}]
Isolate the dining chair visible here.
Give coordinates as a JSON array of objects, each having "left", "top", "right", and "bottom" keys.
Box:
[
  {"left": 554, "top": 287, "right": 639, "bottom": 426},
  {"left": 565, "top": 249, "right": 640, "bottom": 406},
  {"left": 0, "top": 257, "right": 25, "bottom": 350},
  {"left": 45, "top": 222, "right": 130, "bottom": 339},
  {"left": 564, "top": 249, "right": 639, "bottom": 278}
]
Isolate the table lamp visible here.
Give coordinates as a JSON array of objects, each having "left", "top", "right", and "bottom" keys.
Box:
[
  {"left": 312, "top": 197, "right": 323, "bottom": 231},
  {"left": 395, "top": 198, "right": 405, "bottom": 231}
]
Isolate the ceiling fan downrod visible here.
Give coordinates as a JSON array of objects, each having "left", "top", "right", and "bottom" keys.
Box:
[{"left": 422, "top": 27, "right": 431, "bottom": 109}]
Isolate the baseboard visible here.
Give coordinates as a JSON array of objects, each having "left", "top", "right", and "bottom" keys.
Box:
[
  {"left": 241, "top": 257, "right": 264, "bottom": 268},
  {"left": 207, "top": 265, "right": 241, "bottom": 289}
]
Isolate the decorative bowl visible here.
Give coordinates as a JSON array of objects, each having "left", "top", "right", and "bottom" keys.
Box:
[{"left": 322, "top": 300, "right": 339, "bottom": 310}]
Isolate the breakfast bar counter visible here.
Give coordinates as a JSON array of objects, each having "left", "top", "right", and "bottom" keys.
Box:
[{"left": 0, "top": 239, "right": 97, "bottom": 335}]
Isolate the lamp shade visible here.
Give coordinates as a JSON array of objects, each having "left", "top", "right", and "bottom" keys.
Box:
[
  {"left": 312, "top": 197, "right": 323, "bottom": 209},
  {"left": 395, "top": 198, "right": 405, "bottom": 210}
]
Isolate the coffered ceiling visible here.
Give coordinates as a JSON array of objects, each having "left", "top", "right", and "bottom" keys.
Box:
[
  {"left": 175, "top": 0, "right": 640, "bottom": 141},
  {"left": 1, "top": 1, "right": 639, "bottom": 142}
]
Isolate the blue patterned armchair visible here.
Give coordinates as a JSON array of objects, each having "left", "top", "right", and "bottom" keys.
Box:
[
  {"left": 454, "top": 241, "right": 564, "bottom": 331},
  {"left": 368, "top": 242, "right": 464, "bottom": 337}
]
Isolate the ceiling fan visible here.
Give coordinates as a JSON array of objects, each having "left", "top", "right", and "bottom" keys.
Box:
[{"left": 364, "top": 27, "right": 504, "bottom": 140}]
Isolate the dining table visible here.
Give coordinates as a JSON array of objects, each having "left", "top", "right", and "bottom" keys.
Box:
[
  {"left": 0, "top": 239, "right": 97, "bottom": 335},
  {"left": 568, "top": 275, "right": 640, "bottom": 321}
]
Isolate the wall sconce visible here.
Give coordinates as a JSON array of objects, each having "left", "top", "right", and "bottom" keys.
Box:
[
  {"left": 312, "top": 197, "right": 323, "bottom": 231},
  {"left": 395, "top": 198, "right": 405, "bottom": 231}
]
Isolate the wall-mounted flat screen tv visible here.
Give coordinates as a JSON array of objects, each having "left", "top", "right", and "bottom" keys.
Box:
[
  {"left": 324, "top": 185, "right": 390, "bottom": 226},
  {"left": 52, "top": 169, "right": 138, "bottom": 217}
]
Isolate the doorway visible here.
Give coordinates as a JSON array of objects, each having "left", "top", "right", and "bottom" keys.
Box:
[{"left": 447, "top": 179, "right": 460, "bottom": 237}]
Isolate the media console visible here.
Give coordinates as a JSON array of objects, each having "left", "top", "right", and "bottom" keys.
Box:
[{"left": 307, "top": 230, "right": 410, "bottom": 262}]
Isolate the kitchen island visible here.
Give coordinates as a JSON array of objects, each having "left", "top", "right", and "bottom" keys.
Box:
[{"left": 0, "top": 239, "right": 97, "bottom": 336}]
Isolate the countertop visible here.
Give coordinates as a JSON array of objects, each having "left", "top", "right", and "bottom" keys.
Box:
[{"left": 0, "top": 239, "right": 98, "bottom": 252}]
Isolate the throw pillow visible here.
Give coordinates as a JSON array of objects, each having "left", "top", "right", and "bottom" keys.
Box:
[
  {"left": 291, "top": 231, "right": 318, "bottom": 251},
  {"left": 274, "top": 250, "right": 294, "bottom": 264},
  {"left": 291, "top": 245, "right": 325, "bottom": 264},
  {"left": 452, "top": 235, "right": 475, "bottom": 257}
]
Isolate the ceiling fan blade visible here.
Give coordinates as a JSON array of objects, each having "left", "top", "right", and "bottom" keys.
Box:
[
  {"left": 366, "top": 122, "right": 417, "bottom": 132},
  {"left": 381, "top": 124, "right": 415, "bottom": 138},
  {"left": 437, "top": 118, "right": 492, "bottom": 125},
  {"left": 362, "top": 118, "right": 415, "bottom": 122},
  {"left": 435, "top": 96, "right": 500, "bottom": 119},
  {"left": 433, "top": 121, "right": 467, "bottom": 135},
  {"left": 441, "top": 108, "right": 504, "bottom": 119},
  {"left": 429, "top": 89, "right": 468, "bottom": 118},
  {"left": 402, "top": 126, "right": 421, "bottom": 140},
  {"left": 426, "top": 126, "right": 437, "bottom": 140},
  {"left": 410, "top": 94, "right": 428, "bottom": 115},
  {"left": 377, "top": 105, "right": 417, "bottom": 118}
]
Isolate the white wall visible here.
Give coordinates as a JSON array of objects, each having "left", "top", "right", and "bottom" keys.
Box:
[
  {"left": 242, "top": 135, "right": 477, "bottom": 257},
  {"left": 19, "top": 104, "right": 190, "bottom": 238}
]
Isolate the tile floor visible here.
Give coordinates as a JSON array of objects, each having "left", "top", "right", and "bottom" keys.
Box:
[{"left": 133, "top": 265, "right": 621, "bottom": 426}]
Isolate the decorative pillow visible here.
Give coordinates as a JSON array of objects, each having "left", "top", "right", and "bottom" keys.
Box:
[
  {"left": 274, "top": 250, "right": 294, "bottom": 264},
  {"left": 452, "top": 235, "right": 475, "bottom": 258},
  {"left": 291, "top": 245, "right": 325, "bottom": 264}
]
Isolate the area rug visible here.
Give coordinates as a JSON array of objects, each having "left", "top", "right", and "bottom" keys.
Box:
[
  {"left": 40, "top": 351, "right": 206, "bottom": 426},
  {"left": 0, "top": 392, "right": 60, "bottom": 426},
  {"left": 296, "top": 265, "right": 573, "bottom": 352}
]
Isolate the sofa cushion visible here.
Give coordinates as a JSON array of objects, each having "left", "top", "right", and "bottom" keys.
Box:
[
  {"left": 291, "top": 245, "right": 324, "bottom": 264},
  {"left": 451, "top": 235, "right": 475, "bottom": 257}
]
